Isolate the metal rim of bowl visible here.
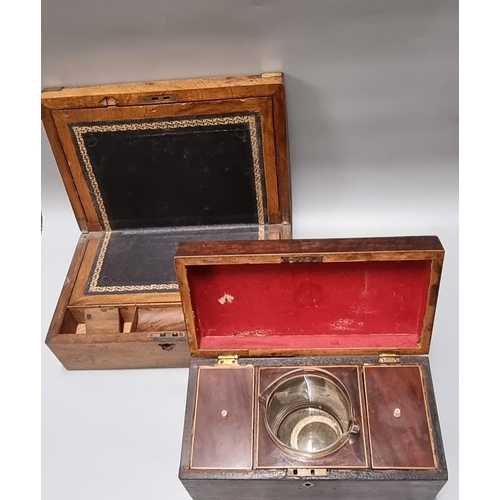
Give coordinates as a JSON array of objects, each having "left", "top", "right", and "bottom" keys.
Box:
[{"left": 261, "top": 370, "right": 358, "bottom": 459}]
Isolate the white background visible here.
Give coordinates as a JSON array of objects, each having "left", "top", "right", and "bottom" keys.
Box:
[{"left": 40, "top": 1, "right": 458, "bottom": 499}]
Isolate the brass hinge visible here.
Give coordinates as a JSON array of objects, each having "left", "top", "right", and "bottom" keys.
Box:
[
  {"left": 217, "top": 354, "right": 239, "bottom": 366},
  {"left": 261, "top": 72, "right": 282, "bottom": 78},
  {"left": 287, "top": 468, "right": 329, "bottom": 477},
  {"left": 378, "top": 353, "right": 401, "bottom": 364}
]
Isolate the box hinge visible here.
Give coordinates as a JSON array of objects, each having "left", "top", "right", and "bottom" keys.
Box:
[
  {"left": 378, "top": 353, "right": 401, "bottom": 364},
  {"left": 217, "top": 355, "right": 239, "bottom": 366},
  {"left": 261, "top": 72, "right": 282, "bottom": 78}
]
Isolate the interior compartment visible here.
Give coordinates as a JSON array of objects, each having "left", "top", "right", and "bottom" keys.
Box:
[
  {"left": 59, "top": 305, "right": 184, "bottom": 336},
  {"left": 187, "top": 260, "right": 433, "bottom": 351},
  {"left": 364, "top": 365, "right": 436, "bottom": 469},
  {"left": 191, "top": 366, "right": 255, "bottom": 469},
  {"left": 256, "top": 366, "right": 367, "bottom": 469},
  {"left": 136, "top": 306, "right": 184, "bottom": 332}
]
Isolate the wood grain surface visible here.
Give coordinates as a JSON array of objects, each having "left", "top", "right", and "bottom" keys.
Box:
[
  {"left": 364, "top": 365, "right": 436, "bottom": 469},
  {"left": 191, "top": 366, "right": 255, "bottom": 469},
  {"left": 42, "top": 74, "right": 292, "bottom": 370}
]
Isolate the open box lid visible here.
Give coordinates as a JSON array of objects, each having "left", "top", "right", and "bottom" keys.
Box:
[
  {"left": 174, "top": 236, "right": 444, "bottom": 357},
  {"left": 41, "top": 73, "right": 290, "bottom": 233}
]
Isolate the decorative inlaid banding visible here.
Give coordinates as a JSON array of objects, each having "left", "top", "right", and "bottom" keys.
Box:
[{"left": 71, "top": 113, "right": 267, "bottom": 293}]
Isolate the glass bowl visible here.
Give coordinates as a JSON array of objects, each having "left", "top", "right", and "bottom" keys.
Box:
[{"left": 259, "top": 368, "right": 359, "bottom": 459}]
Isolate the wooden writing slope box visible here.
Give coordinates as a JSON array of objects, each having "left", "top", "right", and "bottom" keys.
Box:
[
  {"left": 175, "top": 236, "right": 448, "bottom": 500},
  {"left": 42, "top": 73, "right": 291, "bottom": 370}
]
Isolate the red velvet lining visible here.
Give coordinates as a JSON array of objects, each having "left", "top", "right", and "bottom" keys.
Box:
[{"left": 187, "top": 260, "right": 432, "bottom": 351}]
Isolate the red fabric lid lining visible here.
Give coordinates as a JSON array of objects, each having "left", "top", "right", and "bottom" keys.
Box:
[{"left": 187, "top": 260, "right": 432, "bottom": 351}]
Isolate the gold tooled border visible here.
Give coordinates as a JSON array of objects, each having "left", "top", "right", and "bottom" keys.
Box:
[
  {"left": 363, "top": 364, "right": 437, "bottom": 470},
  {"left": 255, "top": 365, "right": 369, "bottom": 470},
  {"left": 190, "top": 364, "right": 255, "bottom": 470},
  {"left": 72, "top": 114, "right": 266, "bottom": 293}
]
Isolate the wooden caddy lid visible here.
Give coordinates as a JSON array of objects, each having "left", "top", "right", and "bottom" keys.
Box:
[
  {"left": 41, "top": 73, "right": 291, "bottom": 232},
  {"left": 174, "top": 236, "right": 445, "bottom": 357}
]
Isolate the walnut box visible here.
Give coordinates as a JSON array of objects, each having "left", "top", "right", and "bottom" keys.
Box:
[
  {"left": 42, "top": 73, "right": 291, "bottom": 370},
  {"left": 175, "top": 236, "right": 448, "bottom": 500}
]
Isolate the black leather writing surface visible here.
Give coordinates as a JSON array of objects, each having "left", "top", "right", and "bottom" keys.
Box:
[
  {"left": 71, "top": 113, "right": 267, "bottom": 230},
  {"left": 85, "top": 225, "right": 264, "bottom": 294}
]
